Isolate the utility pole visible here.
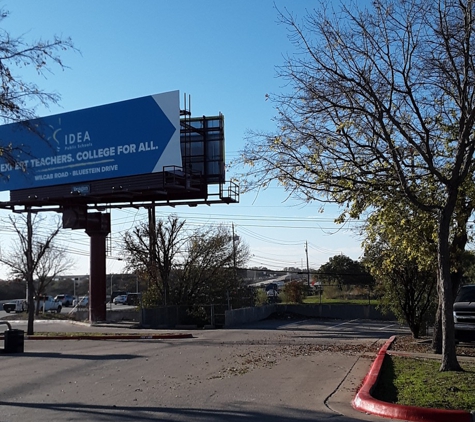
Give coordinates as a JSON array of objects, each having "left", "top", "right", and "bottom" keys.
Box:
[
  {"left": 232, "top": 223, "right": 237, "bottom": 271},
  {"left": 305, "top": 241, "right": 310, "bottom": 288},
  {"left": 230, "top": 223, "right": 239, "bottom": 310},
  {"left": 26, "top": 208, "right": 34, "bottom": 335}
]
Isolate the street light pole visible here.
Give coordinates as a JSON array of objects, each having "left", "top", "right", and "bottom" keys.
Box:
[
  {"left": 110, "top": 273, "right": 114, "bottom": 310},
  {"left": 73, "top": 277, "right": 77, "bottom": 299}
]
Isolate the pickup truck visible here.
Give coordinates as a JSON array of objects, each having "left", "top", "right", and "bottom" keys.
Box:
[
  {"left": 454, "top": 284, "right": 475, "bottom": 342},
  {"left": 36, "top": 295, "right": 62, "bottom": 313},
  {"left": 3, "top": 299, "right": 28, "bottom": 313}
]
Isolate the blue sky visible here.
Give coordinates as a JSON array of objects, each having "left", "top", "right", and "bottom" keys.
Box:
[{"left": 0, "top": 1, "right": 363, "bottom": 278}]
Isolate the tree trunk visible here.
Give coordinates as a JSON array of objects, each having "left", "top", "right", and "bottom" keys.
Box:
[
  {"left": 433, "top": 201, "right": 470, "bottom": 353},
  {"left": 410, "top": 323, "right": 420, "bottom": 339},
  {"left": 437, "top": 206, "right": 462, "bottom": 371},
  {"left": 432, "top": 299, "right": 442, "bottom": 354}
]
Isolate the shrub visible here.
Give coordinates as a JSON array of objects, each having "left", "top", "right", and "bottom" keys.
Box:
[
  {"left": 141, "top": 284, "right": 161, "bottom": 308},
  {"left": 282, "top": 281, "right": 306, "bottom": 303},
  {"left": 255, "top": 288, "right": 268, "bottom": 306}
]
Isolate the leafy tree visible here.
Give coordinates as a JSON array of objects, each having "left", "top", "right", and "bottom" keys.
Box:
[
  {"left": 364, "top": 180, "right": 473, "bottom": 350},
  {"left": 459, "top": 251, "right": 475, "bottom": 284},
  {"left": 238, "top": 0, "right": 475, "bottom": 371},
  {"left": 0, "top": 214, "right": 73, "bottom": 331},
  {"left": 318, "top": 255, "right": 373, "bottom": 288},
  {"left": 362, "top": 205, "right": 438, "bottom": 338},
  {"left": 373, "top": 256, "right": 437, "bottom": 339}
]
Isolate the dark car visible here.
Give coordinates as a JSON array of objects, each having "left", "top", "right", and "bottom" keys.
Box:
[
  {"left": 453, "top": 285, "right": 475, "bottom": 342},
  {"left": 126, "top": 293, "right": 141, "bottom": 306}
]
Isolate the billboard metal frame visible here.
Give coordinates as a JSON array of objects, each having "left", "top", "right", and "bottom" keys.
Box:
[{"left": 0, "top": 114, "right": 238, "bottom": 213}]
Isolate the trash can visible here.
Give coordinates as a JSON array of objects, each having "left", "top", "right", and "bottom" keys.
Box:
[{"left": 4, "top": 329, "right": 24, "bottom": 353}]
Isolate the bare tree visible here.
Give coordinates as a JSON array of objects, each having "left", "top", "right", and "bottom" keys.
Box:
[
  {"left": 238, "top": 0, "right": 475, "bottom": 371},
  {"left": 122, "top": 216, "right": 251, "bottom": 307},
  {"left": 0, "top": 7, "right": 76, "bottom": 329},
  {"left": 33, "top": 238, "right": 74, "bottom": 316},
  {"left": 174, "top": 224, "right": 251, "bottom": 306},
  {"left": 0, "top": 7, "right": 76, "bottom": 171},
  {"left": 122, "top": 214, "right": 187, "bottom": 305},
  {"left": 0, "top": 214, "right": 74, "bottom": 333}
]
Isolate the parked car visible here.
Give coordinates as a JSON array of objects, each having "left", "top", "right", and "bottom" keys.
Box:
[
  {"left": 35, "top": 295, "right": 62, "bottom": 313},
  {"left": 73, "top": 296, "right": 89, "bottom": 307},
  {"left": 113, "top": 294, "right": 127, "bottom": 305},
  {"left": 3, "top": 299, "right": 27, "bottom": 313},
  {"left": 310, "top": 282, "right": 323, "bottom": 295},
  {"left": 453, "top": 284, "right": 475, "bottom": 342},
  {"left": 111, "top": 291, "right": 127, "bottom": 302},
  {"left": 54, "top": 294, "right": 75, "bottom": 307},
  {"left": 265, "top": 283, "right": 279, "bottom": 297},
  {"left": 126, "top": 293, "right": 141, "bottom": 306},
  {"left": 265, "top": 283, "right": 280, "bottom": 303}
]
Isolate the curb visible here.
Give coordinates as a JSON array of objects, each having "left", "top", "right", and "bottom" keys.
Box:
[
  {"left": 352, "top": 336, "right": 473, "bottom": 422},
  {"left": 0, "top": 333, "right": 193, "bottom": 340}
]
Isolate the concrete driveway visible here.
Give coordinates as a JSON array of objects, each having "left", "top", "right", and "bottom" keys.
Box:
[{"left": 0, "top": 318, "right": 408, "bottom": 421}]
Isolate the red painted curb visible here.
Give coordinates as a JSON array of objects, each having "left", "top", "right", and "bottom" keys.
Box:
[
  {"left": 0, "top": 333, "right": 193, "bottom": 340},
  {"left": 352, "top": 336, "right": 473, "bottom": 422}
]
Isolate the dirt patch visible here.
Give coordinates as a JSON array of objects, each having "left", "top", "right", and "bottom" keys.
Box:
[{"left": 390, "top": 335, "right": 475, "bottom": 357}]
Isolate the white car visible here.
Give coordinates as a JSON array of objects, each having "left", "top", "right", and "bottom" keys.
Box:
[
  {"left": 3, "top": 299, "right": 27, "bottom": 313},
  {"left": 73, "top": 296, "right": 89, "bottom": 307},
  {"left": 113, "top": 294, "right": 127, "bottom": 305}
]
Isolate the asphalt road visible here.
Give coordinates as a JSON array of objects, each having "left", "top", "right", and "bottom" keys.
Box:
[{"left": 0, "top": 318, "right": 409, "bottom": 422}]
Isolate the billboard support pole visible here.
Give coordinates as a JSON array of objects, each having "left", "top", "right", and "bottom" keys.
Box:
[{"left": 86, "top": 213, "right": 111, "bottom": 323}]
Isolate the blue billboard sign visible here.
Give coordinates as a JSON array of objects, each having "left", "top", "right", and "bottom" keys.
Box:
[{"left": 0, "top": 90, "right": 181, "bottom": 191}]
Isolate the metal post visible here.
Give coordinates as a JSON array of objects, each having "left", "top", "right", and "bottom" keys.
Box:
[
  {"left": 86, "top": 212, "right": 111, "bottom": 323},
  {"left": 110, "top": 274, "right": 114, "bottom": 311},
  {"left": 305, "top": 241, "right": 310, "bottom": 288},
  {"left": 26, "top": 208, "right": 35, "bottom": 335}
]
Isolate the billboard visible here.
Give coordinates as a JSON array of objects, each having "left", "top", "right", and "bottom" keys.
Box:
[{"left": 0, "top": 90, "right": 181, "bottom": 191}]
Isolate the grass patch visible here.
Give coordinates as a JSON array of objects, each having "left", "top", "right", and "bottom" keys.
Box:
[{"left": 373, "top": 355, "right": 475, "bottom": 411}]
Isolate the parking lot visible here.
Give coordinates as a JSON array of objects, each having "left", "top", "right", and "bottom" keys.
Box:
[{"left": 0, "top": 318, "right": 408, "bottom": 422}]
